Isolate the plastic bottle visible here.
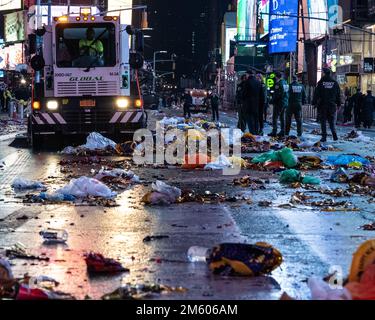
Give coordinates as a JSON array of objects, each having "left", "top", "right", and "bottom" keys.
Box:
[
  {"left": 39, "top": 229, "right": 68, "bottom": 243},
  {"left": 187, "top": 246, "right": 211, "bottom": 262}
]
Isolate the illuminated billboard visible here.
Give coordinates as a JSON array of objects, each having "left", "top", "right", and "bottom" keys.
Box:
[
  {"left": 237, "top": 0, "right": 257, "bottom": 41},
  {"left": 108, "top": 0, "right": 133, "bottom": 25},
  {"left": 269, "top": 0, "right": 298, "bottom": 54},
  {"left": 307, "top": 0, "right": 328, "bottom": 39},
  {"left": 4, "top": 11, "right": 26, "bottom": 43},
  {"left": 0, "top": 0, "right": 22, "bottom": 12},
  {"left": 259, "top": 0, "right": 270, "bottom": 36}
]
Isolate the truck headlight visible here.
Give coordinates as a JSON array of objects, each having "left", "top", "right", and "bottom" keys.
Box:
[
  {"left": 116, "top": 98, "right": 129, "bottom": 109},
  {"left": 47, "top": 100, "right": 58, "bottom": 111}
]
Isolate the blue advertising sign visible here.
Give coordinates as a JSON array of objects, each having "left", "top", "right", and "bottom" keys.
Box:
[{"left": 269, "top": 0, "right": 298, "bottom": 54}]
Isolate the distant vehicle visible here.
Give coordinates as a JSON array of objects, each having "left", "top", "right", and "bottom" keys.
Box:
[
  {"left": 185, "top": 88, "right": 208, "bottom": 113},
  {"left": 28, "top": 11, "right": 146, "bottom": 148}
]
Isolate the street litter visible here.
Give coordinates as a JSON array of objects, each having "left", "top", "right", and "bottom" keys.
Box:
[
  {"left": 61, "top": 132, "right": 117, "bottom": 155},
  {"left": 188, "top": 242, "right": 282, "bottom": 277},
  {"left": 258, "top": 201, "right": 272, "bottom": 207},
  {"left": 344, "top": 130, "right": 371, "bottom": 143},
  {"left": 330, "top": 167, "right": 349, "bottom": 183},
  {"left": 279, "top": 169, "right": 321, "bottom": 185},
  {"left": 40, "top": 229, "right": 68, "bottom": 244},
  {"left": 181, "top": 153, "right": 210, "bottom": 169},
  {"left": 308, "top": 277, "right": 351, "bottom": 300},
  {"left": 5, "top": 242, "right": 49, "bottom": 261},
  {"left": 290, "top": 192, "right": 313, "bottom": 204},
  {"left": 297, "top": 156, "right": 324, "bottom": 170},
  {"left": 308, "top": 199, "right": 358, "bottom": 211},
  {"left": 143, "top": 235, "right": 170, "bottom": 242},
  {"left": 252, "top": 148, "right": 298, "bottom": 168},
  {"left": 204, "top": 154, "right": 232, "bottom": 170},
  {"left": 84, "top": 252, "right": 129, "bottom": 274},
  {"left": 349, "top": 172, "right": 375, "bottom": 187},
  {"left": 74, "top": 196, "right": 119, "bottom": 207},
  {"left": 11, "top": 178, "right": 45, "bottom": 190},
  {"left": 142, "top": 180, "right": 181, "bottom": 205},
  {"left": 360, "top": 222, "right": 375, "bottom": 231},
  {"left": 94, "top": 168, "right": 140, "bottom": 189},
  {"left": 326, "top": 154, "right": 370, "bottom": 167},
  {"left": 232, "top": 176, "right": 265, "bottom": 189},
  {"left": 319, "top": 187, "right": 351, "bottom": 197},
  {"left": 102, "top": 283, "right": 187, "bottom": 300},
  {"left": 57, "top": 176, "right": 117, "bottom": 198}
]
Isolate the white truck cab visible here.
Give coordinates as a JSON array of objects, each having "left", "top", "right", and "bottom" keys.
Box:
[{"left": 28, "top": 13, "right": 146, "bottom": 147}]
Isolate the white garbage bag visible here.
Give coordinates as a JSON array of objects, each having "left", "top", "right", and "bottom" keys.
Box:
[
  {"left": 82, "top": 132, "right": 116, "bottom": 150},
  {"left": 151, "top": 180, "right": 181, "bottom": 202},
  {"left": 204, "top": 154, "right": 232, "bottom": 170},
  {"left": 12, "top": 178, "right": 45, "bottom": 190},
  {"left": 94, "top": 168, "right": 140, "bottom": 183},
  {"left": 308, "top": 277, "right": 352, "bottom": 300},
  {"left": 158, "top": 117, "right": 185, "bottom": 126},
  {"left": 60, "top": 146, "right": 78, "bottom": 155},
  {"left": 56, "top": 176, "right": 117, "bottom": 198}
]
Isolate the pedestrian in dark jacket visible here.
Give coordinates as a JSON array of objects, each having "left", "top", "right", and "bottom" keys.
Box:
[
  {"left": 312, "top": 68, "right": 341, "bottom": 142},
  {"left": 183, "top": 92, "right": 192, "bottom": 118},
  {"left": 242, "top": 70, "right": 264, "bottom": 135},
  {"left": 210, "top": 92, "right": 220, "bottom": 122},
  {"left": 257, "top": 74, "right": 267, "bottom": 135},
  {"left": 362, "top": 90, "right": 375, "bottom": 128},
  {"left": 343, "top": 93, "right": 353, "bottom": 123},
  {"left": 236, "top": 74, "right": 247, "bottom": 131},
  {"left": 286, "top": 75, "right": 306, "bottom": 137},
  {"left": 351, "top": 88, "right": 363, "bottom": 128},
  {"left": 269, "top": 72, "right": 289, "bottom": 137}
]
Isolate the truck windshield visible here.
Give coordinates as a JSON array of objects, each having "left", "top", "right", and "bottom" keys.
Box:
[{"left": 55, "top": 23, "right": 116, "bottom": 68}]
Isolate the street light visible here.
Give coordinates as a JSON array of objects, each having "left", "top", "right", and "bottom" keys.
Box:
[{"left": 153, "top": 51, "right": 167, "bottom": 93}]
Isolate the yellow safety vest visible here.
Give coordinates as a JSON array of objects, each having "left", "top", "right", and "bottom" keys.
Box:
[{"left": 79, "top": 39, "right": 103, "bottom": 57}]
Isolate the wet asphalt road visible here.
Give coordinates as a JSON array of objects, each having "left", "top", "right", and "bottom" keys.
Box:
[{"left": 0, "top": 108, "right": 374, "bottom": 300}]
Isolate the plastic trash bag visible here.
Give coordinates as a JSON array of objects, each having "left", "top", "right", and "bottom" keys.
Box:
[
  {"left": 11, "top": 178, "right": 45, "bottom": 190},
  {"left": 39, "top": 192, "right": 76, "bottom": 202},
  {"left": 330, "top": 167, "right": 349, "bottom": 183},
  {"left": 152, "top": 180, "right": 181, "bottom": 200},
  {"left": 159, "top": 117, "right": 185, "bottom": 126},
  {"left": 142, "top": 181, "right": 182, "bottom": 205},
  {"left": 182, "top": 153, "right": 210, "bottom": 169},
  {"left": 280, "top": 169, "right": 320, "bottom": 185},
  {"left": 94, "top": 168, "right": 140, "bottom": 183},
  {"left": 82, "top": 132, "right": 116, "bottom": 150},
  {"left": 326, "top": 154, "right": 370, "bottom": 166},
  {"left": 279, "top": 169, "right": 301, "bottom": 184},
  {"left": 252, "top": 151, "right": 280, "bottom": 164},
  {"left": 204, "top": 154, "right": 232, "bottom": 170},
  {"left": 308, "top": 277, "right": 352, "bottom": 300},
  {"left": 56, "top": 176, "right": 116, "bottom": 198},
  {"left": 207, "top": 242, "right": 282, "bottom": 276},
  {"left": 301, "top": 176, "right": 321, "bottom": 185},
  {"left": 252, "top": 148, "right": 298, "bottom": 168},
  {"left": 279, "top": 148, "right": 298, "bottom": 168}
]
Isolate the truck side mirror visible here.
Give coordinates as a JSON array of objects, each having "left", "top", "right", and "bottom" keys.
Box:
[
  {"left": 129, "top": 52, "right": 144, "bottom": 70},
  {"left": 30, "top": 55, "right": 45, "bottom": 71}
]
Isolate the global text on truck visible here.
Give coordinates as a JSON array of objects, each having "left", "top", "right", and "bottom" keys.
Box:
[{"left": 28, "top": 10, "right": 146, "bottom": 148}]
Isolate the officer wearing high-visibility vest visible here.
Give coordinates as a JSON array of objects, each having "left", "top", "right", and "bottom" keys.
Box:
[
  {"left": 79, "top": 27, "right": 104, "bottom": 65},
  {"left": 285, "top": 75, "right": 306, "bottom": 137},
  {"left": 269, "top": 72, "right": 289, "bottom": 137}
]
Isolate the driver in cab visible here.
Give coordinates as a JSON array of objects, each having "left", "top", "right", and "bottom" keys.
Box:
[{"left": 74, "top": 27, "right": 104, "bottom": 67}]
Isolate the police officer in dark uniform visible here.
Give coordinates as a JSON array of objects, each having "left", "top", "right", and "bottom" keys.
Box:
[
  {"left": 236, "top": 74, "right": 247, "bottom": 131},
  {"left": 351, "top": 88, "right": 363, "bottom": 128},
  {"left": 312, "top": 68, "right": 341, "bottom": 142},
  {"left": 362, "top": 90, "right": 375, "bottom": 129},
  {"left": 285, "top": 75, "right": 306, "bottom": 137},
  {"left": 269, "top": 72, "right": 289, "bottom": 137}
]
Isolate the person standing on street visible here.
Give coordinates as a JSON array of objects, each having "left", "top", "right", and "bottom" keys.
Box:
[
  {"left": 312, "top": 68, "right": 341, "bottom": 142},
  {"left": 242, "top": 70, "right": 264, "bottom": 135},
  {"left": 269, "top": 72, "right": 289, "bottom": 137},
  {"left": 236, "top": 74, "right": 247, "bottom": 131},
  {"left": 210, "top": 91, "right": 220, "bottom": 122},
  {"left": 361, "top": 90, "right": 375, "bottom": 129},
  {"left": 183, "top": 91, "right": 192, "bottom": 118},
  {"left": 257, "top": 74, "right": 267, "bottom": 135},
  {"left": 285, "top": 75, "right": 306, "bottom": 137},
  {"left": 351, "top": 88, "right": 364, "bottom": 128}
]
